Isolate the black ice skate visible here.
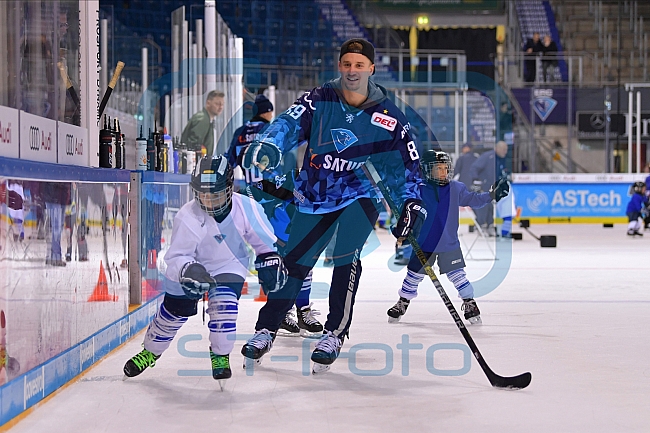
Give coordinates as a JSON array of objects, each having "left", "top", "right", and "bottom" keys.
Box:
[
  {"left": 277, "top": 309, "right": 300, "bottom": 337},
  {"left": 210, "top": 349, "right": 231, "bottom": 391},
  {"left": 461, "top": 298, "right": 482, "bottom": 325},
  {"left": 241, "top": 329, "right": 275, "bottom": 368},
  {"left": 297, "top": 303, "right": 323, "bottom": 337},
  {"left": 387, "top": 297, "right": 410, "bottom": 323},
  {"left": 311, "top": 331, "right": 344, "bottom": 374},
  {"left": 123, "top": 348, "right": 159, "bottom": 378}
]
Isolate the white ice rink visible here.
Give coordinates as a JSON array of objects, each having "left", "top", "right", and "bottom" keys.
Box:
[{"left": 7, "top": 224, "right": 650, "bottom": 433}]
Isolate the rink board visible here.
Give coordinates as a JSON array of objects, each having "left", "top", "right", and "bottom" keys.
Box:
[{"left": 0, "top": 296, "right": 161, "bottom": 426}]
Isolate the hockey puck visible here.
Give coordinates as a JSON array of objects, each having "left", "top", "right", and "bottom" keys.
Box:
[
  {"left": 540, "top": 235, "right": 557, "bottom": 248},
  {"left": 603, "top": 223, "right": 614, "bottom": 228},
  {"left": 511, "top": 232, "right": 523, "bottom": 240}
]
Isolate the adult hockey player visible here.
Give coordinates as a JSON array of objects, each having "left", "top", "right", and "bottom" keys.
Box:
[
  {"left": 239, "top": 38, "right": 425, "bottom": 373},
  {"left": 123, "top": 155, "right": 283, "bottom": 389},
  {"left": 227, "top": 95, "right": 324, "bottom": 337},
  {"left": 387, "top": 150, "right": 509, "bottom": 324}
]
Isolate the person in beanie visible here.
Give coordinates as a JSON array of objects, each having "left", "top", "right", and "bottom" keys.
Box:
[{"left": 239, "top": 38, "right": 425, "bottom": 374}]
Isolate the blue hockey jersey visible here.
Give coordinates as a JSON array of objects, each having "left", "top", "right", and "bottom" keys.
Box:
[
  {"left": 257, "top": 78, "right": 422, "bottom": 214},
  {"left": 418, "top": 180, "right": 492, "bottom": 252},
  {"left": 227, "top": 119, "right": 269, "bottom": 185}
]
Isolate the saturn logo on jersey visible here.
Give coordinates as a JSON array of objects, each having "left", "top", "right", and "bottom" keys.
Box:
[
  {"left": 371, "top": 112, "right": 397, "bottom": 131},
  {"left": 213, "top": 234, "right": 226, "bottom": 243},
  {"left": 331, "top": 128, "right": 358, "bottom": 153},
  {"left": 322, "top": 154, "right": 363, "bottom": 172}
]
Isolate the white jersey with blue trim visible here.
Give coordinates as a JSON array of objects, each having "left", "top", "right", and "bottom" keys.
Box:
[
  {"left": 164, "top": 193, "right": 276, "bottom": 296},
  {"left": 257, "top": 77, "right": 422, "bottom": 214}
]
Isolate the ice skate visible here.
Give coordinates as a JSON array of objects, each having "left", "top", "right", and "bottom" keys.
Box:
[
  {"left": 461, "top": 298, "right": 482, "bottom": 325},
  {"left": 123, "top": 348, "right": 159, "bottom": 378},
  {"left": 297, "top": 303, "right": 323, "bottom": 338},
  {"left": 241, "top": 329, "right": 275, "bottom": 368},
  {"left": 311, "top": 331, "right": 343, "bottom": 374},
  {"left": 387, "top": 297, "right": 410, "bottom": 323},
  {"left": 210, "top": 350, "right": 231, "bottom": 391},
  {"left": 277, "top": 309, "right": 300, "bottom": 337}
]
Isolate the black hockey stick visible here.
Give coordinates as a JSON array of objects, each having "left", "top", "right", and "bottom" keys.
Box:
[{"left": 361, "top": 161, "right": 531, "bottom": 390}]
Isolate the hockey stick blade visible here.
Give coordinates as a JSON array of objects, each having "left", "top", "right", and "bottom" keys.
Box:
[{"left": 361, "top": 161, "right": 531, "bottom": 390}]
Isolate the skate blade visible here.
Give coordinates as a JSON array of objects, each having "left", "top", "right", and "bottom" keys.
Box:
[
  {"left": 276, "top": 329, "right": 301, "bottom": 338},
  {"left": 387, "top": 316, "right": 401, "bottom": 324},
  {"left": 122, "top": 375, "right": 129, "bottom": 381},
  {"left": 300, "top": 329, "right": 322, "bottom": 338},
  {"left": 242, "top": 357, "right": 262, "bottom": 369},
  {"left": 312, "top": 363, "right": 331, "bottom": 375},
  {"left": 468, "top": 316, "right": 482, "bottom": 325},
  {"left": 218, "top": 379, "right": 227, "bottom": 391}
]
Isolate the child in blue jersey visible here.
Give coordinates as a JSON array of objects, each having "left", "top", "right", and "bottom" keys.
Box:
[
  {"left": 626, "top": 181, "right": 648, "bottom": 236},
  {"left": 387, "top": 150, "right": 509, "bottom": 325},
  {"left": 227, "top": 95, "right": 324, "bottom": 337}
]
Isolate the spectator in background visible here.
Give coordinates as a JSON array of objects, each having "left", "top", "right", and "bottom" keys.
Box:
[
  {"left": 542, "top": 34, "right": 558, "bottom": 82},
  {"left": 643, "top": 162, "right": 650, "bottom": 230},
  {"left": 41, "top": 182, "right": 71, "bottom": 266},
  {"left": 469, "top": 141, "right": 510, "bottom": 235},
  {"left": 454, "top": 143, "right": 478, "bottom": 189},
  {"left": 181, "top": 90, "right": 225, "bottom": 157},
  {"left": 523, "top": 32, "right": 542, "bottom": 83}
]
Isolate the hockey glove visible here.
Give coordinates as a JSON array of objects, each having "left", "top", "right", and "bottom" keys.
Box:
[
  {"left": 255, "top": 252, "right": 288, "bottom": 295},
  {"left": 489, "top": 177, "right": 510, "bottom": 202},
  {"left": 179, "top": 262, "right": 216, "bottom": 300},
  {"left": 241, "top": 141, "right": 282, "bottom": 172},
  {"left": 470, "top": 180, "right": 483, "bottom": 193},
  {"left": 391, "top": 199, "right": 427, "bottom": 241}
]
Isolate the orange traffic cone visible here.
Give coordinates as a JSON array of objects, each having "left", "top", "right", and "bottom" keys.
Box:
[
  {"left": 88, "top": 260, "right": 118, "bottom": 302},
  {"left": 241, "top": 281, "right": 249, "bottom": 295},
  {"left": 254, "top": 285, "right": 267, "bottom": 302},
  {"left": 142, "top": 249, "right": 161, "bottom": 302}
]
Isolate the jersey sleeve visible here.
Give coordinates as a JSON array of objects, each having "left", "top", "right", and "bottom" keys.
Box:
[
  {"left": 164, "top": 213, "right": 203, "bottom": 282},
  {"left": 226, "top": 125, "right": 245, "bottom": 167},
  {"left": 456, "top": 181, "right": 492, "bottom": 208},
  {"left": 239, "top": 195, "right": 278, "bottom": 256},
  {"left": 256, "top": 87, "right": 322, "bottom": 155}
]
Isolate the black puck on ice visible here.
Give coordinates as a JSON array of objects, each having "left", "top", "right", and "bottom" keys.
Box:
[
  {"left": 540, "top": 235, "right": 557, "bottom": 248},
  {"left": 603, "top": 223, "right": 614, "bottom": 228}
]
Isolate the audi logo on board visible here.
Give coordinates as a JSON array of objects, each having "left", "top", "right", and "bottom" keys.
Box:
[
  {"left": 28, "top": 125, "right": 52, "bottom": 152},
  {"left": 65, "top": 134, "right": 83, "bottom": 156}
]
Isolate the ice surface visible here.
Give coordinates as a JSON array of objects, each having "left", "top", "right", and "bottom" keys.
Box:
[{"left": 9, "top": 224, "right": 650, "bottom": 433}]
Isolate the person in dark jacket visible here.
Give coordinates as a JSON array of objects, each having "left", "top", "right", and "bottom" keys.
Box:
[
  {"left": 40, "top": 182, "right": 71, "bottom": 266},
  {"left": 523, "top": 32, "right": 543, "bottom": 83},
  {"left": 469, "top": 141, "right": 510, "bottom": 233}
]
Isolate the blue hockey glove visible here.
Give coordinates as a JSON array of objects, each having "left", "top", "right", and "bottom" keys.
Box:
[
  {"left": 255, "top": 252, "right": 288, "bottom": 295},
  {"left": 489, "top": 177, "right": 510, "bottom": 202},
  {"left": 179, "top": 262, "right": 216, "bottom": 300},
  {"left": 470, "top": 180, "right": 483, "bottom": 193},
  {"left": 241, "top": 141, "right": 282, "bottom": 171},
  {"left": 391, "top": 199, "right": 427, "bottom": 241}
]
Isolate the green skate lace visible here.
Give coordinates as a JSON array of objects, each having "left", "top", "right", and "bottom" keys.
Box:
[
  {"left": 211, "top": 353, "right": 230, "bottom": 370},
  {"left": 131, "top": 349, "right": 157, "bottom": 371}
]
